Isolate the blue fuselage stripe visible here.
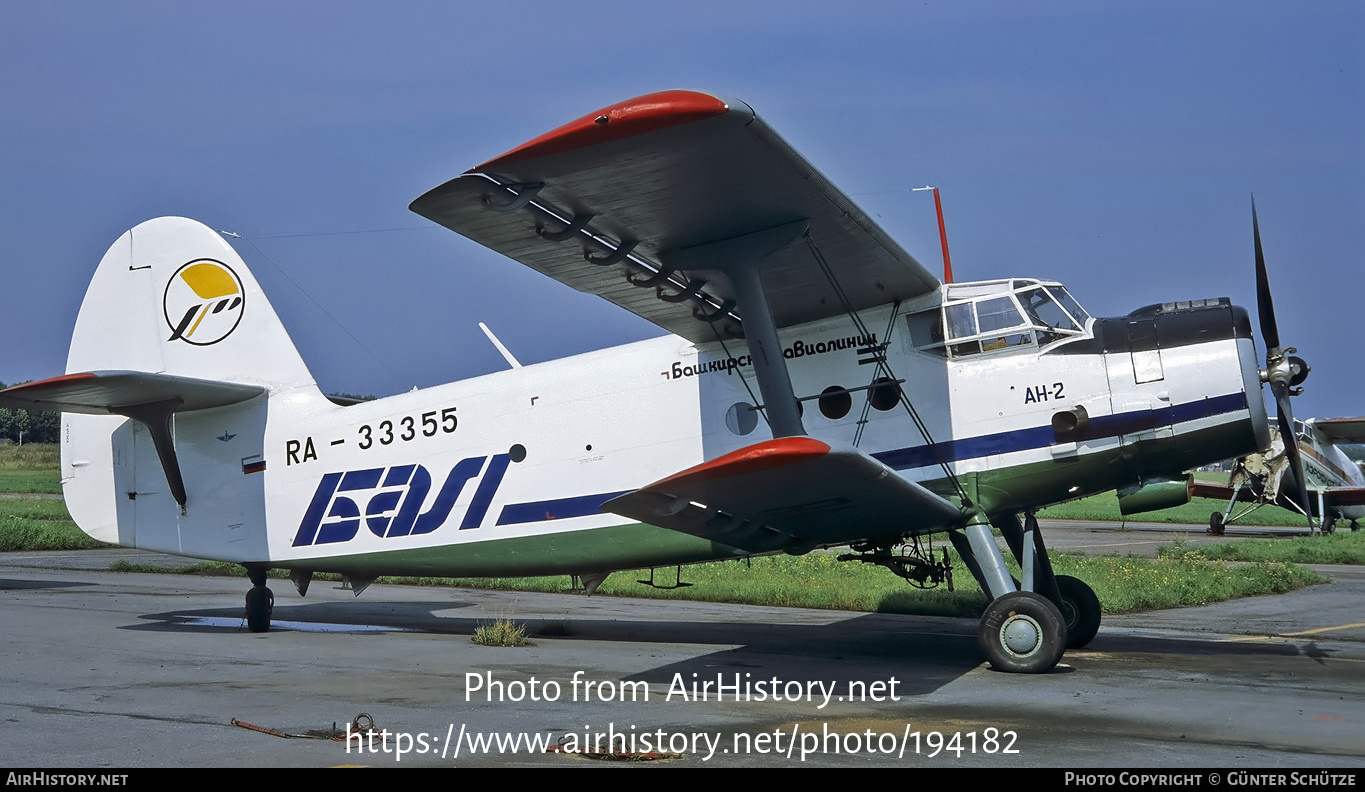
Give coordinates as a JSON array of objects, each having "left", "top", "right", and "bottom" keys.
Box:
[
  {"left": 497, "top": 490, "right": 633, "bottom": 526},
  {"left": 872, "top": 391, "right": 1248, "bottom": 471},
  {"left": 495, "top": 392, "right": 1250, "bottom": 525}
]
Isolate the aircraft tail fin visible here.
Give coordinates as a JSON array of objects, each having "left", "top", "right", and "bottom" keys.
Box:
[
  {"left": 47, "top": 217, "right": 320, "bottom": 553},
  {"left": 66, "top": 216, "right": 315, "bottom": 389}
]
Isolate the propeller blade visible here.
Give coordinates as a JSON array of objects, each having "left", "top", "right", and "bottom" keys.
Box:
[
  {"left": 1273, "top": 382, "right": 1315, "bottom": 531},
  {"left": 1253, "top": 199, "right": 1312, "bottom": 530},
  {"left": 1253, "top": 197, "right": 1281, "bottom": 352}
]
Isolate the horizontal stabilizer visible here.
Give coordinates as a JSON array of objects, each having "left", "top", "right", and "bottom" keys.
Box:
[
  {"left": 602, "top": 437, "right": 963, "bottom": 554},
  {"left": 0, "top": 370, "right": 265, "bottom": 415}
]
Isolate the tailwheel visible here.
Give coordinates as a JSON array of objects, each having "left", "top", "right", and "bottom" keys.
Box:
[
  {"left": 1208, "top": 512, "right": 1225, "bottom": 536},
  {"left": 245, "top": 586, "right": 274, "bottom": 632},
  {"left": 978, "top": 591, "right": 1066, "bottom": 673},
  {"left": 1055, "top": 575, "right": 1101, "bottom": 649}
]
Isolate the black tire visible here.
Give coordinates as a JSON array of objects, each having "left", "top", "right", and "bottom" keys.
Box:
[
  {"left": 1208, "top": 512, "right": 1225, "bottom": 536},
  {"left": 1322, "top": 517, "right": 1336, "bottom": 535},
  {"left": 246, "top": 586, "right": 274, "bottom": 633},
  {"left": 1056, "top": 574, "right": 1102, "bottom": 649},
  {"left": 977, "top": 591, "right": 1066, "bottom": 673}
]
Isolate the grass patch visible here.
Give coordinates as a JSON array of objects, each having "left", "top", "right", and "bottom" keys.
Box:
[
  {"left": 0, "top": 443, "right": 59, "bottom": 469},
  {"left": 436, "top": 551, "right": 1324, "bottom": 616},
  {"left": 111, "top": 551, "right": 1319, "bottom": 617},
  {"left": 1057, "top": 552, "right": 1324, "bottom": 611},
  {"left": 0, "top": 496, "right": 108, "bottom": 550},
  {"left": 104, "top": 548, "right": 1326, "bottom": 616},
  {"left": 472, "top": 619, "right": 529, "bottom": 647},
  {"left": 1039, "top": 490, "right": 1306, "bottom": 527},
  {"left": 0, "top": 444, "right": 61, "bottom": 494},
  {"left": 1159, "top": 530, "right": 1365, "bottom": 565},
  {"left": 0, "top": 470, "right": 62, "bottom": 494},
  {"left": 107, "top": 559, "right": 278, "bottom": 576}
]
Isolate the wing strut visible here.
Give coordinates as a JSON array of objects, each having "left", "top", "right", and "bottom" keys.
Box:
[
  {"left": 115, "top": 398, "right": 188, "bottom": 510},
  {"left": 661, "top": 220, "right": 810, "bottom": 437}
]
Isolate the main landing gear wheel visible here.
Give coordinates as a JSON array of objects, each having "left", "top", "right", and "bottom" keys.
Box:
[
  {"left": 245, "top": 565, "right": 273, "bottom": 633},
  {"left": 978, "top": 591, "right": 1067, "bottom": 673},
  {"left": 245, "top": 586, "right": 274, "bottom": 632},
  {"left": 1208, "top": 512, "right": 1225, "bottom": 536},
  {"left": 1055, "top": 575, "right": 1101, "bottom": 649}
]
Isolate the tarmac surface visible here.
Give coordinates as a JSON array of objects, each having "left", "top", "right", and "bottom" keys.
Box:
[{"left": 1, "top": 521, "right": 1362, "bottom": 768}]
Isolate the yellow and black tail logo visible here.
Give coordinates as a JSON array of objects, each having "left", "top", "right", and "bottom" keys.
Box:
[{"left": 163, "top": 259, "right": 245, "bottom": 345}]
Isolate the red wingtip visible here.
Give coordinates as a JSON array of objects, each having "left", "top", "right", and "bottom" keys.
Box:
[
  {"left": 654, "top": 437, "right": 831, "bottom": 487},
  {"left": 1, "top": 372, "right": 96, "bottom": 395},
  {"left": 473, "top": 90, "right": 729, "bottom": 172}
]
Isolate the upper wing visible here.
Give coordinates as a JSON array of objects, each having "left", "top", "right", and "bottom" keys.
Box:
[
  {"left": 1310, "top": 417, "right": 1365, "bottom": 444},
  {"left": 602, "top": 437, "right": 963, "bottom": 554},
  {"left": 410, "top": 90, "right": 939, "bottom": 344}
]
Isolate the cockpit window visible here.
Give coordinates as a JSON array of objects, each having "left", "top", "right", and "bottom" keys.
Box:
[
  {"left": 1019, "top": 288, "right": 1079, "bottom": 332},
  {"left": 1019, "top": 287, "right": 1084, "bottom": 346},
  {"left": 1051, "top": 287, "right": 1090, "bottom": 326},
  {"left": 946, "top": 302, "right": 976, "bottom": 339},
  {"left": 977, "top": 297, "right": 1023, "bottom": 334},
  {"left": 907, "top": 279, "right": 1089, "bottom": 360}
]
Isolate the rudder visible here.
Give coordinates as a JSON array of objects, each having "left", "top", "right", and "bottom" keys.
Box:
[{"left": 55, "top": 217, "right": 318, "bottom": 555}]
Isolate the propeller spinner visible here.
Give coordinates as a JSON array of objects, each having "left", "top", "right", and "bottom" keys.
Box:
[{"left": 1253, "top": 198, "right": 1314, "bottom": 530}]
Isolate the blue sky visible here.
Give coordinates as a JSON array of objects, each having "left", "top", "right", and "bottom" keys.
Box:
[{"left": 2, "top": 2, "right": 1361, "bottom": 417}]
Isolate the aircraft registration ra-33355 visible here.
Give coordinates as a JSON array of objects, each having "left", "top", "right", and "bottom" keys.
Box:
[{"left": 0, "top": 90, "right": 1307, "bottom": 673}]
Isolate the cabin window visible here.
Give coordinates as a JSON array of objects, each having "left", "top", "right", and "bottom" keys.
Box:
[
  {"left": 906, "top": 310, "right": 947, "bottom": 356},
  {"left": 908, "top": 279, "right": 1089, "bottom": 359},
  {"left": 818, "top": 386, "right": 852, "bottom": 420},
  {"left": 868, "top": 377, "right": 902, "bottom": 411},
  {"left": 725, "top": 402, "right": 758, "bottom": 435},
  {"left": 942, "top": 295, "right": 1033, "bottom": 358}
]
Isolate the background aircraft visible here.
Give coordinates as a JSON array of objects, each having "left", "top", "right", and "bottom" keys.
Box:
[
  {"left": 0, "top": 90, "right": 1315, "bottom": 676},
  {"left": 1194, "top": 417, "right": 1365, "bottom": 534}
]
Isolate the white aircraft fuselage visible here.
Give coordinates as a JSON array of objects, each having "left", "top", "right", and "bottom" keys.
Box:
[
  {"left": 4, "top": 90, "right": 1293, "bottom": 671},
  {"left": 57, "top": 239, "right": 1268, "bottom": 580}
]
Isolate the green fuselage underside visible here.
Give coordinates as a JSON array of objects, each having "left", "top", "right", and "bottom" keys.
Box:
[{"left": 286, "top": 421, "right": 1253, "bottom": 579}]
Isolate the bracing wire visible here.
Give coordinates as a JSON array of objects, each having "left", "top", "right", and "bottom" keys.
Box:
[
  {"left": 802, "top": 231, "right": 969, "bottom": 504},
  {"left": 227, "top": 233, "right": 408, "bottom": 386}
]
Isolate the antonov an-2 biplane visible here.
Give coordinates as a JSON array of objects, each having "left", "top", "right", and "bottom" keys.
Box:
[
  {"left": 0, "top": 91, "right": 1305, "bottom": 673},
  {"left": 1194, "top": 418, "right": 1365, "bottom": 535}
]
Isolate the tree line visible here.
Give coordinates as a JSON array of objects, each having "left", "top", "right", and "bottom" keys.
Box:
[{"left": 0, "top": 382, "right": 60, "bottom": 444}]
